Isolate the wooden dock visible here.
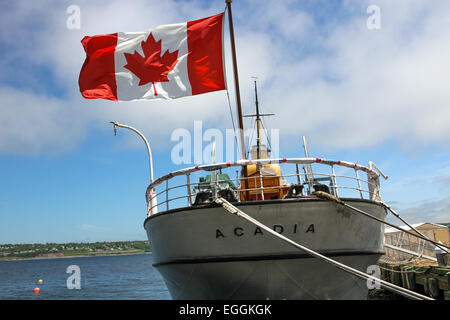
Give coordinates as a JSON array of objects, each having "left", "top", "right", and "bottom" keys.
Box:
[{"left": 378, "top": 261, "right": 450, "bottom": 300}]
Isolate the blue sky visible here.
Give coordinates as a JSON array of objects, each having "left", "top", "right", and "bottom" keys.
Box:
[{"left": 1, "top": 0, "right": 450, "bottom": 244}]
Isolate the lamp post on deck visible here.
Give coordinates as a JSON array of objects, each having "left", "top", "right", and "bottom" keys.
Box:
[{"left": 110, "top": 121, "right": 157, "bottom": 215}]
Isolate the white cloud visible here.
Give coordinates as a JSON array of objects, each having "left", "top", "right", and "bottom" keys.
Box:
[
  {"left": 1, "top": 0, "right": 450, "bottom": 155},
  {"left": 264, "top": 0, "right": 450, "bottom": 151},
  {"left": 0, "top": 87, "right": 89, "bottom": 155},
  {"left": 394, "top": 196, "right": 450, "bottom": 224}
]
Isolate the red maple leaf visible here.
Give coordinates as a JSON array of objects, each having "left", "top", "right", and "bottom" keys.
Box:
[{"left": 123, "top": 33, "right": 179, "bottom": 95}]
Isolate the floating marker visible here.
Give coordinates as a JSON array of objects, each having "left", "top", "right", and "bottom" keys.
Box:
[
  {"left": 38, "top": 279, "right": 43, "bottom": 284},
  {"left": 34, "top": 288, "right": 40, "bottom": 294}
]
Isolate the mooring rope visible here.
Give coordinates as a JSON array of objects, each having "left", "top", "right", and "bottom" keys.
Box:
[
  {"left": 311, "top": 191, "right": 450, "bottom": 252},
  {"left": 380, "top": 201, "right": 449, "bottom": 254},
  {"left": 377, "top": 265, "right": 429, "bottom": 274},
  {"left": 379, "top": 253, "right": 428, "bottom": 266},
  {"left": 214, "top": 197, "right": 433, "bottom": 300}
]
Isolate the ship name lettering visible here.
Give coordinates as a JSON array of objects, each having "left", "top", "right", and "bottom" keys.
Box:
[
  {"left": 215, "top": 224, "right": 315, "bottom": 238},
  {"left": 234, "top": 227, "right": 244, "bottom": 237},
  {"left": 216, "top": 229, "right": 225, "bottom": 238},
  {"left": 306, "top": 224, "right": 315, "bottom": 233}
]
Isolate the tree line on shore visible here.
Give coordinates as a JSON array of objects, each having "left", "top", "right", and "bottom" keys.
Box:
[{"left": 0, "top": 240, "right": 151, "bottom": 259}]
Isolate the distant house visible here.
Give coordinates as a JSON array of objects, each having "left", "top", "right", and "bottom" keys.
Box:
[
  {"left": 39, "top": 253, "right": 64, "bottom": 258},
  {"left": 383, "top": 222, "right": 450, "bottom": 261}
]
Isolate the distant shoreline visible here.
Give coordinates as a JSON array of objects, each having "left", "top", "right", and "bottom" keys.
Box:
[
  {"left": 0, "top": 240, "right": 151, "bottom": 262},
  {"left": 0, "top": 251, "right": 151, "bottom": 262}
]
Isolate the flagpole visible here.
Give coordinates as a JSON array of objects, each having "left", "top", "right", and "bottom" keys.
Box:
[
  {"left": 226, "top": 0, "right": 246, "bottom": 161},
  {"left": 225, "top": 0, "right": 250, "bottom": 201}
]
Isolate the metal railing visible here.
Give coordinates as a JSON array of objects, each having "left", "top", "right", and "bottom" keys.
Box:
[{"left": 145, "top": 158, "right": 385, "bottom": 216}]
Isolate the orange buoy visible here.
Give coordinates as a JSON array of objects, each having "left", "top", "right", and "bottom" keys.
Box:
[
  {"left": 34, "top": 288, "right": 40, "bottom": 294},
  {"left": 38, "top": 279, "right": 43, "bottom": 284}
]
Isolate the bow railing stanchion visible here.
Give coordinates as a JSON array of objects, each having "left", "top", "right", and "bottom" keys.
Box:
[
  {"left": 186, "top": 173, "right": 192, "bottom": 206},
  {"left": 331, "top": 165, "right": 338, "bottom": 197},
  {"left": 354, "top": 168, "right": 364, "bottom": 199},
  {"left": 259, "top": 165, "right": 265, "bottom": 200},
  {"left": 110, "top": 121, "right": 158, "bottom": 215},
  {"left": 166, "top": 180, "right": 169, "bottom": 211}
]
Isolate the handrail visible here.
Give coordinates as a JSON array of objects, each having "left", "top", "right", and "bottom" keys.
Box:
[
  {"left": 146, "top": 159, "right": 384, "bottom": 216},
  {"left": 148, "top": 171, "right": 374, "bottom": 196},
  {"left": 146, "top": 157, "right": 378, "bottom": 192},
  {"left": 148, "top": 184, "right": 375, "bottom": 214}
]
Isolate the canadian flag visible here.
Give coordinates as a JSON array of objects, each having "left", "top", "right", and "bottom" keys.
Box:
[{"left": 79, "top": 13, "right": 226, "bottom": 101}]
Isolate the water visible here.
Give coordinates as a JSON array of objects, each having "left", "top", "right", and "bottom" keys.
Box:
[{"left": 0, "top": 253, "right": 171, "bottom": 299}]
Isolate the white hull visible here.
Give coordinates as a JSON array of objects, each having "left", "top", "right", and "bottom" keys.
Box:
[{"left": 144, "top": 198, "right": 386, "bottom": 299}]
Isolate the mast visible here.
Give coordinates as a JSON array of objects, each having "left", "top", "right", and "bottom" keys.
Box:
[
  {"left": 243, "top": 78, "right": 274, "bottom": 159},
  {"left": 254, "top": 78, "right": 261, "bottom": 159},
  {"left": 225, "top": 0, "right": 246, "bottom": 161}
]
